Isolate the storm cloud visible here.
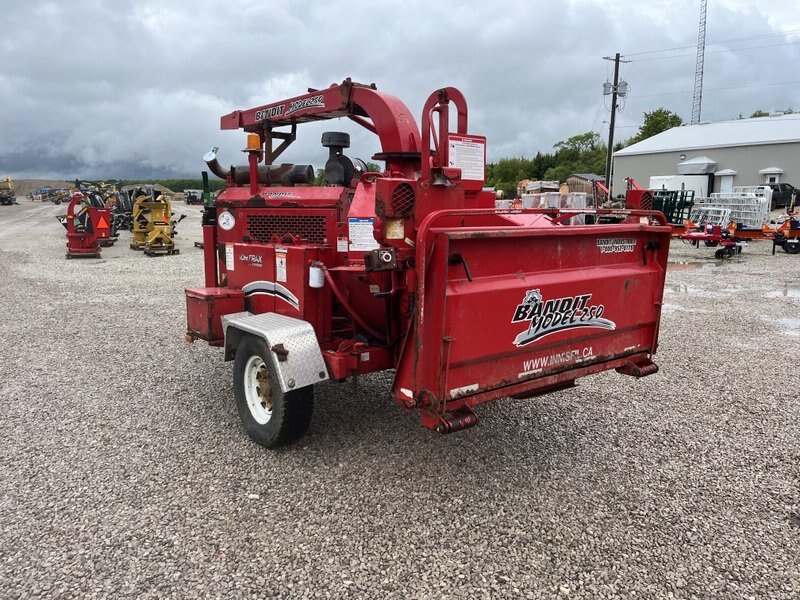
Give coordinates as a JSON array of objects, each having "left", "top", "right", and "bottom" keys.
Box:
[{"left": 1, "top": 0, "right": 798, "bottom": 179}]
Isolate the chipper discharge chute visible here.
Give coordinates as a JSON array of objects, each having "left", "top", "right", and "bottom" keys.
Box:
[
  {"left": 130, "top": 189, "right": 181, "bottom": 256},
  {"left": 185, "top": 78, "right": 672, "bottom": 447}
]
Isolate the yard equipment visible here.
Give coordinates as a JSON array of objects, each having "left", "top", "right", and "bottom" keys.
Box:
[
  {"left": 764, "top": 213, "right": 800, "bottom": 254},
  {"left": 185, "top": 78, "right": 672, "bottom": 448},
  {"left": 85, "top": 189, "right": 118, "bottom": 246},
  {"left": 0, "top": 176, "right": 16, "bottom": 205},
  {"left": 651, "top": 188, "right": 695, "bottom": 226},
  {"left": 593, "top": 178, "right": 654, "bottom": 213},
  {"left": 184, "top": 189, "right": 203, "bottom": 205},
  {"left": 690, "top": 186, "right": 771, "bottom": 231},
  {"left": 679, "top": 219, "right": 744, "bottom": 258},
  {"left": 130, "top": 188, "right": 183, "bottom": 255},
  {"left": 34, "top": 186, "right": 57, "bottom": 203},
  {"left": 56, "top": 192, "right": 114, "bottom": 258},
  {"left": 114, "top": 189, "right": 139, "bottom": 231},
  {"left": 623, "top": 177, "right": 654, "bottom": 211}
]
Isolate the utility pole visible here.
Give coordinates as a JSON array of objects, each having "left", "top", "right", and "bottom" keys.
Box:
[{"left": 603, "top": 53, "right": 630, "bottom": 198}]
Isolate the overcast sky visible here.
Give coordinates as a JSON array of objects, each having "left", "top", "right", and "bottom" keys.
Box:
[{"left": 1, "top": 0, "right": 799, "bottom": 180}]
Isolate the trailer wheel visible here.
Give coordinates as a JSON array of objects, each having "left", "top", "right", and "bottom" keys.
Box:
[
  {"left": 704, "top": 240, "right": 719, "bottom": 247},
  {"left": 785, "top": 241, "right": 800, "bottom": 254},
  {"left": 233, "top": 335, "right": 314, "bottom": 448},
  {"left": 714, "top": 248, "right": 726, "bottom": 259}
]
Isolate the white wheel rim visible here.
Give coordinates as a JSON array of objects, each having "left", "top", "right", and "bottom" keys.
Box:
[{"left": 244, "top": 355, "right": 273, "bottom": 424}]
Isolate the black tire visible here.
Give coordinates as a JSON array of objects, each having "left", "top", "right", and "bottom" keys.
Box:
[
  {"left": 714, "top": 249, "right": 726, "bottom": 259},
  {"left": 704, "top": 240, "right": 719, "bottom": 247},
  {"left": 233, "top": 334, "right": 314, "bottom": 448},
  {"left": 784, "top": 241, "right": 800, "bottom": 255}
]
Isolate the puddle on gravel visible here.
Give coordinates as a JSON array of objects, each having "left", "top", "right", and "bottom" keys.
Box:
[
  {"left": 770, "top": 317, "right": 800, "bottom": 337},
  {"left": 764, "top": 284, "right": 800, "bottom": 299},
  {"left": 667, "top": 284, "right": 699, "bottom": 294},
  {"left": 660, "top": 303, "right": 686, "bottom": 314},
  {"left": 665, "top": 283, "right": 744, "bottom": 298},
  {"left": 668, "top": 260, "right": 725, "bottom": 271}
]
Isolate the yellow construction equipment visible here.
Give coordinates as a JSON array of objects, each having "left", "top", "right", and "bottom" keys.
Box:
[
  {"left": 130, "top": 189, "right": 182, "bottom": 256},
  {"left": 0, "top": 176, "right": 16, "bottom": 205}
]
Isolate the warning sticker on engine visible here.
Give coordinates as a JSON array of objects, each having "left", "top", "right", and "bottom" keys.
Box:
[
  {"left": 225, "top": 244, "right": 234, "bottom": 271},
  {"left": 348, "top": 218, "right": 379, "bottom": 251},
  {"left": 275, "top": 251, "right": 287, "bottom": 283}
]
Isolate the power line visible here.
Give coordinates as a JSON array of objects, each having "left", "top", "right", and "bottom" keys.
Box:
[
  {"left": 704, "top": 80, "right": 800, "bottom": 93},
  {"left": 623, "top": 28, "right": 800, "bottom": 57},
  {"left": 627, "top": 79, "right": 800, "bottom": 99},
  {"left": 631, "top": 39, "right": 800, "bottom": 62}
]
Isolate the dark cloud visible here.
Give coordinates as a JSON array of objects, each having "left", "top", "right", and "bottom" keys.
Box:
[{"left": 1, "top": 0, "right": 798, "bottom": 179}]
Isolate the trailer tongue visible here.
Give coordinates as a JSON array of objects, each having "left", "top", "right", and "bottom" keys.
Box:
[{"left": 185, "top": 78, "right": 671, "bottom": 447}]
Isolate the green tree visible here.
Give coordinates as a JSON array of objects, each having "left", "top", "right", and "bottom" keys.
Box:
[
  {"left": 486, "top": 157, "right": 537, "bottom": 197},
  {"left": 532, "top": 151, "right": 557, "bottom": 180},
  {"left": 750, "top": 109, "right": 769, "bottom": 118},
  {"left": 626, "top": 108, "right": 683, "bottom": 146},
  {"left": 116, "top": 178, "right": 226, "bottom": 192},
  {"left": 553, "top": 132, "right": 603, "bottom": 158},
  {"left": 544, "top": 132, "right": 607, "bottom": 182}
]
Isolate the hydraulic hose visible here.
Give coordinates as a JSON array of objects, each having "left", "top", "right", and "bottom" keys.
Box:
[{"left": 319, "top": 264, "right": 387, "bottom": 341}]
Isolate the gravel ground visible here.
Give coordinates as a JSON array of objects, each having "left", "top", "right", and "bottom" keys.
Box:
[{"left": 1, "top": 201, "right": 798, "bottom": 599}]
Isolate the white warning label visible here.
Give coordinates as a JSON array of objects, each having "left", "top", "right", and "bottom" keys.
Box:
[
  {"left": 448, "top": 134, "right": 486, "bottom": 181},
  {"left": 276, "top": 251, "right": 287, "bottom": 282},
  {"left": 225, "top": 244, "right": 234, "bottom": 271},
  {"left": 348, "top": 218, "right": 379, "bottom": 251}
]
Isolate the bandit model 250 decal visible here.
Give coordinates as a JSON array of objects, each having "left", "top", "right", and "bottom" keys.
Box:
[{"left": 512, "top": 289, "right": 615, "bottom": 347}]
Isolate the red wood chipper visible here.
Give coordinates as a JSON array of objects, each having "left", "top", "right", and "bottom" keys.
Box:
[
  {"left": 185, "top": 78, "right": 672, "bottom": 447},
  {"left": 57, "top": 191, "right": 115, "bottom": 259}
]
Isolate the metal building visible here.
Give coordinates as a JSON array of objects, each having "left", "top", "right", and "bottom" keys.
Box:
[{"left": 612, "top": 113, "right": 800, "bottom": 195}]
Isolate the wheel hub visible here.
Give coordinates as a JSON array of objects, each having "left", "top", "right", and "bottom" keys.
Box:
[{"left": 244, "top": 355, "right": 273, "bottom": 424}]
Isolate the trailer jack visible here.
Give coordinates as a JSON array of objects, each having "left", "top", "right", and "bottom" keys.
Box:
[{"left": 421, "top": 407, "right": 479, "bottom": 434}]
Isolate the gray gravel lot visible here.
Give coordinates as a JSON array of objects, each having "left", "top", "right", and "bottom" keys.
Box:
[{"left": 1, "top": 201, "right": 798, "bottom": 599}]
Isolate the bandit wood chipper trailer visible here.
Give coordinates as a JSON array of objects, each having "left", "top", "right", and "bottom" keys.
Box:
[{"left": 185, "top": 78, "right": 672, "bottom": 448}]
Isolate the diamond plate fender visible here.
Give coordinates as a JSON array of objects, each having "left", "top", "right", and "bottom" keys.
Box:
[{"left": 222, "top": 311, "right": 329, "bottom": 393}]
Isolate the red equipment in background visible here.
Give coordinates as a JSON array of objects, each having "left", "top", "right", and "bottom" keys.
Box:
[
  {"left": 591, "top": 177, "right": 654, "bottom": 211},
  {"left": 763, "top": 212, "right": 800, "bottom": 255},
  {"left": 623, "top": 177, "right": 654, "bottom": 210},
  {"left": 185, "top": 78, "right": 672, "bottom": 447},
  {"left": 57, "top": 192, "right": 114, "bottom": 259},
  {"left": 679, "top": 220, "right": 743, "bottom": 258}
]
